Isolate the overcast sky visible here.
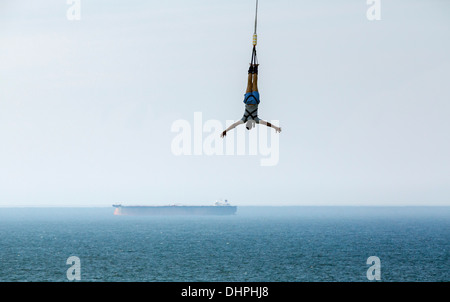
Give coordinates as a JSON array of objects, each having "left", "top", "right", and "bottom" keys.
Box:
[{"left": 1, "top": 0, "right": 449, "bottom": 207}]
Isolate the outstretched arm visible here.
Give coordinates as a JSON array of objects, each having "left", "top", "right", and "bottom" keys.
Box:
[
  {"left": 221, "top": 120, "right": 244, "bottom": 138},
  {"left": 259, "top": 120, "right": 282, "bottom": 133}
]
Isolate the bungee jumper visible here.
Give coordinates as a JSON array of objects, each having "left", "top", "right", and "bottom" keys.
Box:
[{"left": 221, "top": 0, "right": 281, "bottom": 138}]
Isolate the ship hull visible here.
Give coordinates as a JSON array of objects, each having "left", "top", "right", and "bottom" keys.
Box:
[{"left": 113, "top": 205, "right": 237, "bottom": 216}]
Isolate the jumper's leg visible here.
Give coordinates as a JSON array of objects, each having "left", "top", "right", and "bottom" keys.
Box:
[
  {"left": 252, "top": 72, "right": 258, "bottom": 92},
  {"left": 246, "top": 72, "right": 253, "bottom": 94}
]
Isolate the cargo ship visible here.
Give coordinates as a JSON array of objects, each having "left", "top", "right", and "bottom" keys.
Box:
[{"left": 113, "top": 200, "right": 237, "bottom": 216}]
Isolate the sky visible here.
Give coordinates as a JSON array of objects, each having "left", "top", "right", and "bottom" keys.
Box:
[{"left": 0, "top": 0, "right": 449, "bottom": 207}]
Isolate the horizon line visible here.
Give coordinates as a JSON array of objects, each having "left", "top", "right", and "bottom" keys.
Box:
[{"left": 0, "top": 205, "right": 449, "bottom": 208}]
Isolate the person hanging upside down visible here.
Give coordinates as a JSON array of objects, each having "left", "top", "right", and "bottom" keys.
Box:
[{"left": 221, "top": 64, "right": 281, "bottom": 138}]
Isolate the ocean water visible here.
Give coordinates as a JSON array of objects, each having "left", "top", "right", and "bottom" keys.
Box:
[{"left": 0, "top": 207, "right": 448, "bottom": 282}]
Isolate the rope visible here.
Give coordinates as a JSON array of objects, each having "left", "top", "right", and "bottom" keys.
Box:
[
  {"left": 254, "top": 0, "right": 258, "bottom": 35},
  {"left": 251, "top": 0, "right": 259, "bottom": 65}
]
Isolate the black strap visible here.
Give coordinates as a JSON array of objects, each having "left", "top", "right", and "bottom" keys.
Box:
[
  {"left": 243, "top": 108, "right": 258, "bottom": 122},
  {"left": 246, "top": 109, "right": 258, "bottom": 119},
  {"left": 250, "top": 46, "right": 258, "bottom": 66}
]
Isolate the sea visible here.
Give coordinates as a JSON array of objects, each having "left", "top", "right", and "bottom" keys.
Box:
[{"left": 0, "top": 206, "right": 448, "bottom": 282}]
